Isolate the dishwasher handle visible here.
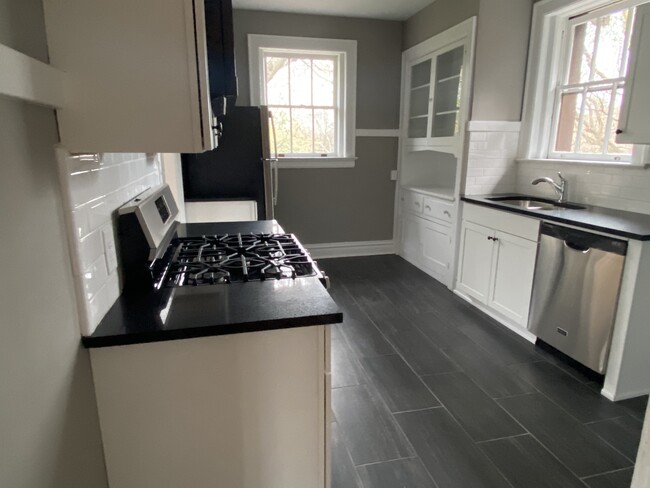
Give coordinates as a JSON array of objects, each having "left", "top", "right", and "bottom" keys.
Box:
[{"left": 540, "top": 222, "right": 628, "bottom": 256}]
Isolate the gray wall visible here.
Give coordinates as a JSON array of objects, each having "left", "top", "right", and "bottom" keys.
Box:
[
  {"left": 402, "top": 0, "right": 533, "bottom": 122},
  {"left": 0, "top": 1, "right": 109, "bottom": 487},
  {"left": 233, "top": 9, "right": 402, "bottom": 243},
  {"left": 402, "top": 0, "right": 480, "bottom": 50}
]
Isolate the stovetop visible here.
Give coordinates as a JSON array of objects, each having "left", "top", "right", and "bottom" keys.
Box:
[{"left": 157, "top": 233, "right": 319, "bottom": 287}]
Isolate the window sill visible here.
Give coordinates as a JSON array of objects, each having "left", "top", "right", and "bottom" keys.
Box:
[
  {"left": 276, "top": 157, "right": 357, "bottom": 169},
  {"left": 516, "top": 158, "right": 649, "bottom": 169}
]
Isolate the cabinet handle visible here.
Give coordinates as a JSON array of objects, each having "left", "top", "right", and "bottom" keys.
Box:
[
  {"left": 425, "top": 205, "right": 431, "bottom": 211},
  {"left": 443, "top": 210, "right": 451, "bottom": 217},
  {"left": 616, "top": 129, "right": 623, "bottom": 135},
  {"left": 415, "top": 202, "right": 421, "bottom": 207},
  {"left": 487, "top": 236, "right": 499, "bottom": 241}
]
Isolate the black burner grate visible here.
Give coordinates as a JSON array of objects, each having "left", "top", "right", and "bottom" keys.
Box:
[{"left": 160, "top": 233, "right": 316, "bottom": 287}]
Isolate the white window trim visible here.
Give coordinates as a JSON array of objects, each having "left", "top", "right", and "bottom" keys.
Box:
[
  {"left": 519, "top": 0, "right": 650, "bottom": 167},
  {"left": 248, "top": 34, "right": 357, "bottom": 169}
]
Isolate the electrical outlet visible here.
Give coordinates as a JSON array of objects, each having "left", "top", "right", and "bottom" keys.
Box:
[
  {"left": 390, "top": 170, "right": 398, "bottom": 181},
  {"left": 102, "top": 226, "right": 118, "bottom": 272}
]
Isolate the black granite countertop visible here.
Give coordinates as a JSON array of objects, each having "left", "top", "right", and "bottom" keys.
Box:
[
  {"left": 82, "top": 220, "right": 342, "bottom": 348},
  {"left": 462, "top": 194, "right": 650, "bottom": 240}
]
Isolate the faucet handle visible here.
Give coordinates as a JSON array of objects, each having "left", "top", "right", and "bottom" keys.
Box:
[{"left": 558, "top": 171, "right": 567, "bottom": 183}]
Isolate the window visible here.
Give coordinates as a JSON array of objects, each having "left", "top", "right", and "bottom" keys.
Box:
[
  {"left": 248, "top": 35, "right": 357, "bottom": 168},
  {"left": 521, "top": 0, "right": 648, "bottom": 165}
]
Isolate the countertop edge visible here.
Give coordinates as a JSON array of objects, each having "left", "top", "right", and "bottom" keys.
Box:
[
  {"left": 82, "top": 311, "right": 343, "bottom": 349},
  {"left": 461, "top": 196, "right": 650, "bottom": 241}
]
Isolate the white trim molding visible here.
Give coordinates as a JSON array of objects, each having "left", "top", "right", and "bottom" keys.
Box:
[
  {"left": 0, "top": 43, "right": 66, "bottom": 108},
  {"left": 277, "top": 157, "right": 356, "bottom": 169},
  {"left": 355, "top": 129, "right": 400, "bottom": 137},
  {"left": 306, "top": 240, "right": 395, "bottom": 259},
  {"left": 467, "top": 121, "right": 522, "bottom": 133}
]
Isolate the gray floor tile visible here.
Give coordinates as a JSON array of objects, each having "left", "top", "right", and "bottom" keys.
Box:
[
  {"left": 587, "top": 416, "right": 644, "bottom": 462},
  {"left": 443, "top": 342, "right": 537, "bottom": 398},
  {"left": 422, "top": 371, "right": 525, "bottom": 442},
  {"left": 395, "top": 408, "right": 510, "bottom": 488},
  {"left": 339, "top": 308, "right": 396, "bottom": 359},
  {"left": 498, "top": 393, "right": 632, "bottom": 477},
  {"left": 356, "top": 458, "right": 436, "bottom": 488},
  {"left": 331, "top": 339, "right": 366, "bottom": 389},
  {"left": 583, "top": 468, "right": 635, "bottom": 488},
  {"left": 513, "top": 361, "right": 624, "bottom": 423},
  {"left": 359, "top": 354, "right": 440, "bottom": 413},
  {"left": 359, "top": 301, "right": 459, "bottom": 375},
  {"left": 331, "top": 422, "right": 363, "bottom": 488},
  {"left": 480, "top": 434, "right": 586, "bottom": 488},
  {"left": 403, "top": 309, "right": 473, "bottom": 350},
  {"left": 332, "top": 385, "right": 414, "bottom": 466},
  {"left": 617, "top": 395, "right": 649, "bottom": 422}
]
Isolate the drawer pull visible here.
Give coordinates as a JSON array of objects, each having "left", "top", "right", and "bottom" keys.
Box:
[
  {"left": 443, "top": 210, "right": 451, "bottom": 217},
  {"left": 414, "top": 202, "right": 421, "bottom": 207},
  {"left": 425, "top": 205, "right": 432, "bottom": 211}
]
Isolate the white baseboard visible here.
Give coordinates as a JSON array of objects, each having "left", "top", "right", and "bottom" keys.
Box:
[
  {"left": 601, "top": 385, "right": 650, "bottom": 402},
  {"left": 305, "top": 240, "right": 396, "bottom": 259},
  {"left": 452, "top": 289, "right": 537, "bottom": 344}
]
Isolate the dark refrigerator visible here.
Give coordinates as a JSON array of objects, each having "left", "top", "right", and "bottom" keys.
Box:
[{"left": 181, "top": 106, "right": 276, "bottom": 220}]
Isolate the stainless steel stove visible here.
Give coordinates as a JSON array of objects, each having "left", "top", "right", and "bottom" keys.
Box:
[{"left": 116, "top": 185, "right": 328, "bottom": 294}]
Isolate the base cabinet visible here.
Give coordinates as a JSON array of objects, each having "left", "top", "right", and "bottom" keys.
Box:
[
  {"left": 399, "top": 210, "right": 453, "bottom": 286},
  {"left": 456, "top": 204, "right": 539, "bottom": 329},
  {"left": 89, "top": 326, "right": 330, "bottom": 488}
]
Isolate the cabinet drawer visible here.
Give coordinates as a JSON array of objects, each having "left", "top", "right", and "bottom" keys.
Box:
[
  {"left": 402, "top": 190, "right": 424, "bottom": 215},
  {"left": 462, "top": 203, "right": 539, "bottom": 242},
  {"left": 423, "top": 197, "right": 455, "bottom": 223}
]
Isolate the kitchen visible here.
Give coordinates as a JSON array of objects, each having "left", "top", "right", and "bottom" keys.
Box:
[{"left": 1, "top": 0, "right": 650, "bottom": 487}]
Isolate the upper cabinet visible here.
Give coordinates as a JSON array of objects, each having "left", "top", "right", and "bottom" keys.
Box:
[
  {"left": 43, "top": 0, "right": 231, "bottom": 153},
  {"left": 617, "top": 2, "right": 650, "bottom": 144},
  {"left": 402, "top": 26, "right": 473, "bottom": 157}
]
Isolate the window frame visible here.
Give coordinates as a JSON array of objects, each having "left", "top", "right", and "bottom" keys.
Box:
[
  {"left": 248, "top": 34, "right": 357, "bottom": 169},
  {"left": 519, "top": 0, "right": 649, "bottom": 167}
]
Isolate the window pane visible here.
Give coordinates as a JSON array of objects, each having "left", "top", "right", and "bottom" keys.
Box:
[
  {"left": 432, "top": 113, "right": 457, "bottom": 138},
  {"left": 291, "top": 108, "right": 313, "bottom": 153},
  {"left": 290, "top": 58, "right": 312, "bottom": 106},
  {"left": 270, "top": 107, "right": 291, "bottom": 155},
  {"left": 313, "top": 59, "right": 335, "bottom": 106},
  {"left": 409, "top": 87, "right": 430, "bottom": 117},
  {"left": 265, "top": 57, "right": 289, "bottom": 105},
  {"left": 579, "top": 88, "right": 612, "bottom": 154},
  {"left": 411, "top": 59, "right": 431, "bottom": 88},
  {"left": 593, "top": 9, "right": 629, "bottom": 81},
  {"left": 436, "top": 46, "right": 464, "bottom": 80},
  {"left": 314, "top": 109, "right": 335, "bottom": 154},
  {"left": 568, "top": 20, "right": 597, "bottom": 83},
  {"left": 408, "top": 117, "right": 427, "bottom": 138},
  {"left": 608, "top": 87, "right": 633, "bottom": 155},
  {"left": 555, "top": 92, "right": 583, "bottom": 152}
]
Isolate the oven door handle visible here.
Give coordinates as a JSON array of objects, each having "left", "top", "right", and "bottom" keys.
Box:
[{"left": 269, "top": 111, "right": 279, "bottom": 206}]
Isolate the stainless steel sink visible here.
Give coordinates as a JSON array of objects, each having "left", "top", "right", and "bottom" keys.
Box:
[{"left": 486, "top": 196, "right": 586, "bottom": 211}]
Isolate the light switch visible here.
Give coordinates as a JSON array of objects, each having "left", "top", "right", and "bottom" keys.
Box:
[{"left": 390, "top": 170, "right": 398, "bottom": 181}]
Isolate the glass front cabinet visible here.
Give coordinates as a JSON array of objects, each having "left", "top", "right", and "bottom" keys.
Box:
[{"left": 405, "top": 43, "right": 466, "bottom": 154}]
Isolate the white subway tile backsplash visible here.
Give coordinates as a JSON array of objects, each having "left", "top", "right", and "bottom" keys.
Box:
[{"left": 57, "top": 148, "right": 162, "bottom": 335}]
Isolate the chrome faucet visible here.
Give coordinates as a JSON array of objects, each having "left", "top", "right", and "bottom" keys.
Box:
[{"left": 532, "top": 172, "right": 567, "bottom": 203}]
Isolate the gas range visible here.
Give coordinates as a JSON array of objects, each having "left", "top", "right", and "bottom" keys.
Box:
[{"left": 117, "top": 186, "right": 328, "bottom": 294}]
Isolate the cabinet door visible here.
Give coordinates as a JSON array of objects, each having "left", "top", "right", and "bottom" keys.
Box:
[
  {"left": 431, "top": 45, "right": 464, "bottom": 141},
  {"left": 400, "top": 213, "right": 423, "bottom": 266},
  {"left": 406, "top": 57, "right": 433, "bottom": 142},
  {"left": 618, "top": 3, "right": 650, "bottom": 144},
  {"left": 456, "top": 221, "right": 494, "bottom": 303},
  {"left": 421, "top": 220, "right": 452, "bottom": 285},
  {"left": 488, "top": 231, "right": 538, "bottom": 326}
]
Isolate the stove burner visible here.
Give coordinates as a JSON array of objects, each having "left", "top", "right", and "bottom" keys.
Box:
[{"left": 160, "top": 233, "right": 316, "bottom": 287}]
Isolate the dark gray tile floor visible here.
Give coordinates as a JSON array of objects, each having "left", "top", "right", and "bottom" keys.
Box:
[{"left": 323, "top": 255, "right": 648, "bottom": 488}]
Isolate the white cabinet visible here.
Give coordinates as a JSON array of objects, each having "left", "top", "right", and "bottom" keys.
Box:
[
  {"left": 401, "top": 20, "right": 475, "bottom": 156},
  {"left": 456, "top": 204, "right": 539, "bottom": 329},
  {"left": 617, "top": 3, "right": 650, "bottom": 144},
  {"left": 43, "top": 0, "right": 215, "bottom": 153},
  {"left": 399, "top": 189, "right": 454, "bottom": 286},
  {"left": 90, "top": 326, "right": 330, "bottom": 488}
]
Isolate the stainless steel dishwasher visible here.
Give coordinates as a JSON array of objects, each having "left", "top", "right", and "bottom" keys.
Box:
[{"left": 528, "top": 223, "right": 627, "bottom": 373}]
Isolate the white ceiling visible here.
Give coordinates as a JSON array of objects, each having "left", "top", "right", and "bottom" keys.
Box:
[{"left": 232, "top": 0, "right": 434, "bottom": 21}]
